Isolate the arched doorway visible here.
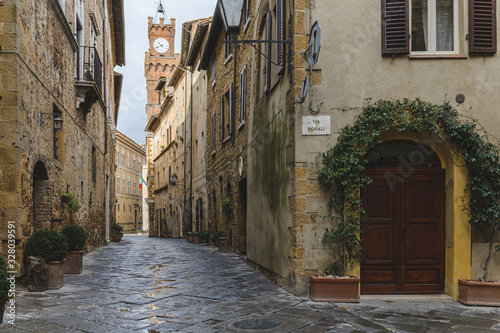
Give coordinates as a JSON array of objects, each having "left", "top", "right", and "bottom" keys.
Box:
[
  {"left": 361, "top": 141, "right": 445, "bottom": 293},
  {"left": 33, "top": 161, "right": 52, "bottom": 230}
]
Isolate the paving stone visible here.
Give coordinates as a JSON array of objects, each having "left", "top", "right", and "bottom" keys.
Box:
[{"left": 4, "top": 235, "right": 500, "bottom": 332}]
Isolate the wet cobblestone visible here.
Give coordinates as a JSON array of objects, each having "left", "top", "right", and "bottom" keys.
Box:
[{"left": 1, "top": 235, "right": 500, "bottom": 332}]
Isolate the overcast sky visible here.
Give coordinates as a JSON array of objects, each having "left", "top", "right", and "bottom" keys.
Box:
[{"left": 115, "top": 0, "right": 217, "bottom": 145}]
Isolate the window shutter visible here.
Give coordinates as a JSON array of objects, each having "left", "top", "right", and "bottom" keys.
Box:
[
  {"left": 276, "top": 0, "right": 286, "bottom": 74},
  {"left": 469, "top": 0, "right": 497, "bottom": 54},
  {"left": 220, "top": 95, "right": 224, "bottom": 141},
  {"left": 264, "top": 12, "right": 272, "bottom": 93},
  {"left": 381, "top": 0, "right": 409, "bottom": 56},
  {"left": 240, "top": 68, "right": 246, "bottom": 123},
  {"left": 229, "top": 84, "right": 233, "bottom": 135},
  {"left": 212, "top": 112, "right": 216, "bottom": 150}
]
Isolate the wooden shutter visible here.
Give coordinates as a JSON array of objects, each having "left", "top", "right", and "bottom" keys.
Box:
[
  {"left": 381, "top": 0, "right": 409, "bottom": 56},
  {"left": 240, "top": 67, "right": 246, "bottom": 123},
  {"left": 276, "top": 0, "right": 286, "bottom": 74},
  {"left": 264, "top": 12, "right": 272, "bottom": 93},
  {"left": 229, "top": 84, "right": 233, "bottom": 135},
  {"left": 469, "top": 0, "right": 497, "bottom": 54},
  {"left": 220, "top": 95, "right": 224, "bottom": 141}
]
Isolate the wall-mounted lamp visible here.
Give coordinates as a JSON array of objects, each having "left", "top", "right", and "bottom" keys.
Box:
[
  {"left": 40, "top": 113, "right": 63, "bottom": 130},
  {"left": 169, "top": 174, "right": 178, "bottom": 185},
  {"left": 195, "top": 189, "right": 201, "bottom": 195}
]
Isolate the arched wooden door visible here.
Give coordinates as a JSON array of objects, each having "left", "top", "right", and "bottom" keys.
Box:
[{"left": 361, "top": 141, "right": 445, "bottom": 294}]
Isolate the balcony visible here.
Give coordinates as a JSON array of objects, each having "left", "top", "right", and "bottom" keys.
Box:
[{"left": 75, "top": 46, "right": 104, "bottom": 114}]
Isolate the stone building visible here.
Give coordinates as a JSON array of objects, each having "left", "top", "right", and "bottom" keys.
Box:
[
  {"left": 0, "top": 0, "right": 125, "bottom": 274},
  {"left": 115, "top": 130, "right": 146, "bottom": 233},
  {"left": 198, "top": 1, "right": 254, "bottom": 254},
  {"left": 144, "top": 12, "right": 180, "bottom": 237}
]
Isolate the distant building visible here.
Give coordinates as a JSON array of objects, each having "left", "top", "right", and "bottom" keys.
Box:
[{"left": 115, "top": 131, "right": 146, "bottom": 233}]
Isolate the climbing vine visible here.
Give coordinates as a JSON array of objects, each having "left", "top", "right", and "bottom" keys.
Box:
[{"left": 319, "top": 99, "right": 500, "bottom": 280}]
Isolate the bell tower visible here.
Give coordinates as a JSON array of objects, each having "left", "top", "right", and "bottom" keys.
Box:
[{"left": 145, "top": 3, "right": 179, "bottom": 122}]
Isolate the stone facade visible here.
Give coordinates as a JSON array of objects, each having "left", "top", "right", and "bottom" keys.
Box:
[
  {"left": 0, "top": 0, "right": 124, "bottom": 275},
  {"left": 115, "top": 130, "right": 146, "bottom": 233}
]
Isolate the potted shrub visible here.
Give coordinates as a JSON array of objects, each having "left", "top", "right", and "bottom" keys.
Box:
[
  {"left": 200, "top": 230, "right": 211, "bottom": 245},
  {"left": 211, "top": 231, "right": 228, "bottom": 252},
  {"left": 221, "top": 197, "right": 232, "bottom": 214},
  {"left": 63, "top": 192, "right": 81, "bottom": 224},
  {"left": 112, "top": 223, "right": 123, "bottom": 242},
  {"left": 61, "top": 225, "right": 87, "bottom": 274},
  {"left": 186, "top": 232, "right": 194, "bottom": 243},
  {"left": 192, "top": 232, "right": 201, "bottom": 244},
  {"left": 24, "top": 229, "right": 68, "bottom": 290},
  {"left": 309, "top": 223, "right": 361, "bottom": 302},
  {"left": 0, "top": 255, "right": 13, "bottom": 324}
]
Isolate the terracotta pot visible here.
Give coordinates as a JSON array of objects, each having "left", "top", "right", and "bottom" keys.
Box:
[
  {"left": 113, "top": 235, "right": 122, "bottom": 242},
  {"left": 47, "top": 260, "right": 65, "bottom": 290},
  {"left": 193, "top": 234, "right": 200, "bottom": 244},
  {"left": 458, "top": 279, "right": 500, "bottom": 306},
  {"left": 310, "top": 275, "right": 360, "bottom": 302},
  {"left": 64, "top": 251, "right": 84, "bottom": 274},
  {"left": 187, "top": 234, "right": 194, "bottom": 243},
  {"left": 218, "top": 237, "right": 229, "bottom": 252}
]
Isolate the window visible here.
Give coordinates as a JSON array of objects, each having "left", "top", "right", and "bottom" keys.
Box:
[
  {"left": 122, "top": 175, "right": 125, "bottom": 191},
  {"left": 243, "top": 0, "right": 251, "bottom": 27},
  {"left": 116, "top": 150, "right": 119, "bottom": 165},
  {"left": 117, "top": 175, "right": 120, "bottom": 192},
  {"left": 224, "top": 32, "right": 235, "bottom": 59},
  {"left": 411, "top": 0, "right": 458, "bottom": 54},
  {"left": 53, "top": 105, "right": 62, "bottom": 161},
  {"left": 128, "top": 152, "right": 130, "bottom": 167},
  {"left": 92, "top": 146, "right": 97, "bottom": 183},
  {"left": 134, "top": 179, "right": 137, "bottom": 195},
  {"left": 118, "top": 204, "right": 120, "bottom": 212},
  {"left": 239, "top": 67, "right": 247, "bottom": 125},
  {"left": 382, "top": 0, "right": 497, "bottom": 56},
  {"left": 128, "top": 177, "right": 131, "bottom": 194},
  {"left": 212, "top": 112, "right": 216, "bottom": 152},
  {"left": 133, "top": 156, "right": 136, "bottom": 170},
  {"left": 264, "top": 12, "right": 272, "bottom": 93},
  {"left": 211, "top": 55, "right": 217, "bottom": 86},
  {"left": 121, "top": 150, "right": 124, "bottom": 165},
  {"left": 276, "top": 0, "right": 286, "bottom": 74},
  {"left": 221, "top": 87, "right": 233, "bottom": 140}
]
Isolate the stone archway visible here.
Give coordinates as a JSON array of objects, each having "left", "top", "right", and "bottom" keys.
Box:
[{"left": 33, "top": 161, "right": 52, "bottom": 229}]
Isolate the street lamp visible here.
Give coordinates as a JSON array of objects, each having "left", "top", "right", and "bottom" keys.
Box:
[
  {"left": 40, "top": 112, "right": 63, "bottom": 130},
  {"left": 169, "top": 174, "right": 178, "bottom": 185},
  {"left": 218, "top": 0, "right": 245, "bottom": 33}
]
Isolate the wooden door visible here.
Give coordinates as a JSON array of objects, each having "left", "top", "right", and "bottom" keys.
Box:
[{"left": 361, "top": 169, "right": 445, "bottom": 294}]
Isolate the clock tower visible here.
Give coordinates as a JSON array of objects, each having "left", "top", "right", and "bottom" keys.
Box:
[{"left": 145, "top": 14, "right": 179, "bottom": 122}]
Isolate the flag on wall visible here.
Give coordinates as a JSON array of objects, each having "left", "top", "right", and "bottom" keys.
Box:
[{"left": 140, "top": 175, "right": 148, "bottom": 187}]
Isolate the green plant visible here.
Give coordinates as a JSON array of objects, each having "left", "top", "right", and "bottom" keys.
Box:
[
  {"left": 0, "top": 255, "right": 13, "bottom": 305},
  {"left": 200, "top": 230, "right": 211, "bottom": 243},
  {"left": 221, "top": 197, "right": 232, "bottom": 213},
  {"left": 112, "top": 223, "right": 123, "bottom": 235},
  {"left": 24, "top": 229, "right": 68, "bottom": 262},
  {"left": 319, "top": 99, "right": 500, "bottom": 280},
  {"left": 211, "top": 231, "right": 226, "bottom": 246},
  {"left": 63, "top": 192, "right": 81, "bottom": 214},
  {"left": 61, "top": 225, "right": 87, "bottom": 251}
]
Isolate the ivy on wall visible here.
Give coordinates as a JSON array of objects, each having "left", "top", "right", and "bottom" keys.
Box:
[{"left": 319, "top": 99, "right": 500, "bottom": 279}]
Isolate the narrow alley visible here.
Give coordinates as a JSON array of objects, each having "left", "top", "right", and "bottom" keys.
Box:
[{"left": 5, "top": 236, "right": 500, "bottom": 332}]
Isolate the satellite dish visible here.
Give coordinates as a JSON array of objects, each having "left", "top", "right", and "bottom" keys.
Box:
[
  {"left": 308, "top": 21, "right": 321, "bottom": 67},
  {"left": 297, "top": 77, "right": 309, "bottom": 103}
]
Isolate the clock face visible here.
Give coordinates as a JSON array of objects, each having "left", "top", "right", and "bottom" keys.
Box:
[{"left": 154, "top": 38, "right": 169, "bottom": 53}]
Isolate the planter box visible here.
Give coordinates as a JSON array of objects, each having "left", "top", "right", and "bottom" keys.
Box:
[
  {"left": 64, "top": 251, "right": 84, "bottom": 274},
  {"left": 310, "top": 275, "right": 360, "bottom": 302},
  {"left": 218, "top": 237, "right": 229, "bottom": 252},
  {"left": 193, "top": 234, "right": 200, "bottom": 244},
  {"left": 47, "top": 260, "right": 65, "bottom": 290},
  {"left": 187, "top": 234, "right": 194, "bottom": 243},
  {"left": 458, "top": 279, "right": 500, "bottom": 306}
]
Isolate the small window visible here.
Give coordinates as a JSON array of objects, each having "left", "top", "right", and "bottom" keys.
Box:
[
  {"left": 92, "top": 146, "right": 97, "bottom": 183},
  {"left": 211, "top": 56, "right": 217, "bottom": 86},
  {"left": 212, "top": 112, "right": 216, "bottom": 152},
  {"left": 244, "top": 0, "right": 251, "bottom": 26},
  {"left": 128, "top": 177, "right": 131, "bottom": 194},
  {"left": 224, "top": 32, "right": 234, "bottom": 59},
  {"left": 240, "top": 67, "right": 247, "bottom": 125}
]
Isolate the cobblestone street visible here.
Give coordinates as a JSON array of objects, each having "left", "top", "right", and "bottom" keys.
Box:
[{"left": 2, "top": 235, "right": 500, "bottom": 332}]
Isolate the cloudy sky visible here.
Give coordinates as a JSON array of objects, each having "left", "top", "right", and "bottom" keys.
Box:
[{"left": 115, "top": 0, "right": 217, "bottom": 145}]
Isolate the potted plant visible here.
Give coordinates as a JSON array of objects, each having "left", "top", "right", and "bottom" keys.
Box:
[
  {"left": 221, "top": 197, "right": 232, "bottom": 213},
  {"left": 0, "top": 255, "right": 13, "bottom": 324},
  {"left": 192, "top": 232, "right": 201, "bottom": 244},
  {"left": 458, "top": 226, "right": 500, "bottom": 306},
  {"left": 112, "top": 223, "right": 123, "bottom": 242},
  {"left": 61, "top": 225, "right": 87, "bottom": 274},
  {"left": 24, "top": 229, "right": 68, "bottom": 290},
  {"left": 200, "top": 230, "right": 211, "bottom": 245},
  {"left": 309, "top": 217, "right": 362, "bottom": 303},
  {"left": 211, "top": 231, "right": 228, "bottom": 252},
  {"left": 63, "top": 192, "right": 81, "bottom": 223},
  {"left": 186, "top": 232, "right": 195, "bottom": 243}
]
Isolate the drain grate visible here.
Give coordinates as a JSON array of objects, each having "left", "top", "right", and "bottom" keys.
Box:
[{"left": 233, "top": 319, "right": 283, "bottom": 331}]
